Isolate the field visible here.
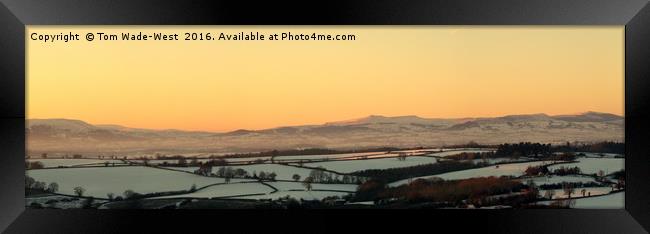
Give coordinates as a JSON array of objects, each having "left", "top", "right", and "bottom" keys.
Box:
[
  {"left": 300, "top": 156, "right": 440, "bottom": 174},
  {"left": 25, "top": 147, "right": 625, "bottom": 209},
  {"left": 573, "top": 192, "right": 625, "bottom": 208},
  {"left": 389, "top": 160, "right": 559, "bottom": 187},
  {"left": 28, "top": 166, "right": 250, "bottom": 198},
  {"left": 28, "top": 159, "right": 126, "bottom": 168},
  {"left": 274, "top": 152, "right": 385, "bottom": 161},
  {"left": 234, "top": 191, "right": 352, "bottom": 201},
  {"left": 427, "top": 149, "right": 496, "bottom": 157},
  {"left": 547, "top": 157, "right": 624, "bottom": 175},
  {"left": 265, "top": 181, "right": 358, "bottom": 192},
  {"left": 535, "top": 192, "right": 625, "bottom": 209},
  {"left": 539, "top": 186, "right": 615, "bottom": 199},
  {"left": 156, "top": 182, "right": 274, "bottom": 199},
  {"left": 163, "top": 163, "right": 320, "bottom": 181}
]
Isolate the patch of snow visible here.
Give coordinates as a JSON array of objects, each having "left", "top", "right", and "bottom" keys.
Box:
[
  {"left": 234, "top": 191, "right": 351, "bottom": 201},
  {"left": 302, "top": 156, "right": 440, "bottom": 174},
  {"left": 27, "top": 166, "right": 251, "bottom": 198},
  {"left": 154, "top": 182, "right": 274, "bottom": 199},
  {"left": 389, "top": 160, "right": 560, "bottom": 187},
  {"left": 547, "top": 157, "right": 623, "bottom": 175}
]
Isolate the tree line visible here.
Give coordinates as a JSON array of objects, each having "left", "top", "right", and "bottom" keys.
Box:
[
  {"left": 353, "top": 177, "right": 532, "bottom": 208},
  {"left": 350, "top": 161, "right": 478, "bottom": 184}
]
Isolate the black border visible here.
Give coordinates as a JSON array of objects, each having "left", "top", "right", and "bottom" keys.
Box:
[{"left": 1, "top": 0, "right": 649, "bottom": 233}]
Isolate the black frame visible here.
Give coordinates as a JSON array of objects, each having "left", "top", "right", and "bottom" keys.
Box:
[{"left": 1, "top": 0, "right": 649, "bottom": 233}]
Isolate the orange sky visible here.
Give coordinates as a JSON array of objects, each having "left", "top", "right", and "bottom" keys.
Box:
[{"left": 27, "top": 26, "right": 624, "bottom": 132}]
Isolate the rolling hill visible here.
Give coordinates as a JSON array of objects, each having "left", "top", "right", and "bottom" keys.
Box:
[{"left": 26, "top": 112, "right": 624, "bottom": 156}]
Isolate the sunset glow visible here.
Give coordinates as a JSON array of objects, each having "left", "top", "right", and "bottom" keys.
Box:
[{"left": 27, "top": 26, "right": 624, "bottom": 132}]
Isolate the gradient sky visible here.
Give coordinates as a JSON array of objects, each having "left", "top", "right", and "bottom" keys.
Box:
[{"left": 27, "top": 26, "right": 624, "bottom": 132}]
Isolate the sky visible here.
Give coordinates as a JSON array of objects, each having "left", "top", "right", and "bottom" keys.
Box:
[{"left": 27, "top": 26, "right": 624, "bottom": 132}]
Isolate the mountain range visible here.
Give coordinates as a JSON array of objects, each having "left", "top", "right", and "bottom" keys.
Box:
[{"left": 26, "top": 112, "right": 624, "bottom": 156}]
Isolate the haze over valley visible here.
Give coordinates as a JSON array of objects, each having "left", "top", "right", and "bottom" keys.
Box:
[{"left": 27, "top": 111, "right": 624, "bottom": 156}]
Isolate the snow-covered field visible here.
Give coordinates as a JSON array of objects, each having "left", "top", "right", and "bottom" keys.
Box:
[
  {"left": 28, "top": 159, "right": 125, "bottom": 168},
  {"left": 128, "top": 159, "right": 184, "bottom": 165},
  {"left": 155, "top": 182, "right": 274, "bottom": 199},
  {"left": 389, "top": 160, "right": 560, "bottom": 187},
  {"left": 274, "top": 152, "right": 385, "bottom": 161},
  {"left": 535, "top": 191, "right": 624, "bottom": 208},
  {"left": 265, "top": 181, "right": 358, "bottom": 192},
  {"left": 573, "top": 192, "right": 624, "bottom": 209},
  {"left": 25, "top": 149, "right": 624, "bottom": 209},
  {"left": 164, "top": 164, "right": 319, "bottom": 181},
  {"left": 131, "top": 157, "right": 273, "bottom": 165},
  {"left": 547, "top": 157, "right": 624, "bottom": 175},
  {"left": 301, "top": 156, "right": 440, "bottom": 174},
  {"left": 233, "top": 191, "right": 352, "bottom": 201},
  {"left": 427, "top": 149, "right": 496, "bottom": 157},
  {"left": 154, "top": 181, "right": 358, "bottom": 200},
  {"left": 520, "top": 175, "right": 598, "bottom": 186},
  {"left": 470, "top": 157, "right": 531, "bottom": 165},
  {"left": 539, "top": 186, "right": 615, "bottom": 199},
  {"left": 392, "top": 148, "right": 441, "bottom": 153},
  {"left": 28, "top": 166, "right": 251, "bottom": 198},
  {"left": 219, "top": 156, "right": 272, "bottom": 163}
]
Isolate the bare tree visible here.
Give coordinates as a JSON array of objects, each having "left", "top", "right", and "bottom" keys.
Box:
[
  {"left": 216, "top": 167, "right": 226, "bottom": 177},
  {"left": 123, "top": 189, "right": 137, "bottom": 199},
  {"left": 177, "top": 158, "right": 187, "bottom": 166},
  {"left": 33, "top": 182, "right": 46, "bottom": 191},
  {"left": 47, "top": 182, "right": 59, "bottom": 193},
  {"left": 544, "top": 189, "right": 555, "bottom": 200},
  {"left": 25, "top": 176, "right": 35, "bottom": 189},
  {"left": 268, "top": 172, "right": 277, "bottom": 181},
  {"left": 302, "top": 176, "right": 313, "bottom": 191},
  {"left": 73, "top": 186, "right": 86, "bottom": 197},
  {"left": 234, "top": 168, "right": 248, "bottom": 178},
  {"left": 597, "top": 170, "right": 605, "bottom": 180},
  {"left": 562, "top": 183, "right": 575, "bottom": 198}
]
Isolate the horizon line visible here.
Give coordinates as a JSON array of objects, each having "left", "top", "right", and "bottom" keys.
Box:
[{"left": 27, "top": 110, "right": 624, "bottom": 133}]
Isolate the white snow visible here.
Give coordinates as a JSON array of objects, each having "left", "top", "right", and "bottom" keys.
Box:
[
  {"left": 154, "top": 182, "right": 274, "bottom": 199},
  {"left": 389, "top": 160, "right": 560, "bottom": 187},
  {"left": 27, "top": 159, "right": 125, "bottom": 168},
  {"left": 470, "top": 157, "right": 531, "bottom": 165},
  {"left": 427, "top": 149, "right": 496, "bottom": 157},
  {"left": 547, "top": 157, "right": 624, "bottom": 175},
  {"left": 164, "top": 163, "right": 318, "bottom": 181},
  {"left": 235, "top": 191, "right": 351, "bottom": 201},
  {"left": 535, "top": 191, "right": 624, "bottom": 209},
  {"left": 274, "top": 152, "right": 385, "bottom": 161},
  {"left": 27, "top": 166, "right": 251, "bottom": 198},
  {"left": 573, "top": 192, "right": 624, "bottom": 209},
  {"left": 301, "top": 156, "right": 440, "bottom": 174},
  {"left": 539, "top": 186, "right": 615, "bottom": 199},
  {"left": 265, "top": 181, "right": 358, "bottom": 192}
]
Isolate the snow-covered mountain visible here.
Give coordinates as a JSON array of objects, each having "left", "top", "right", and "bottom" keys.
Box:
[{"left": 26, "top": 112, "right": 624, "bottom": 156}]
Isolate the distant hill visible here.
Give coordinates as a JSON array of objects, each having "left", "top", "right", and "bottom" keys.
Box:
[{"left": 26, "top": 112, "right": 624, "bottom": 156}]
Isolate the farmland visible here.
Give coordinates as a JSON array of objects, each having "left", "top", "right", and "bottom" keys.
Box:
[{"left": 25, "top": 143, "right": 625, "bottom": 209}]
